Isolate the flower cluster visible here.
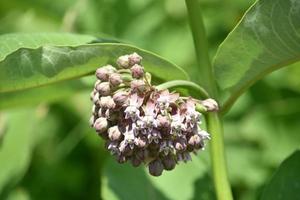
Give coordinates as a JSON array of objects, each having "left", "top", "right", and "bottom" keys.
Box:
[{"left": 90, "top": 52, "right": 214, "bottom": 176}]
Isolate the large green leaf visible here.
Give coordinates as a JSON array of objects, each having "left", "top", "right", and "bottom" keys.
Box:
[
  {"left": 213, "top": 0, "right": 300, "bottom": 112},
  {"left": 0, "top": 80, "right": 88, "bottom": 110},
  {"left": 261, "top": 150, "right": 300, "bottom": 200},
  {"left": 0, "top": 33, "right": 188, "bottom": 93},
  {"left": 101, "top": 154, "right": 214, "bottom": 200},
  {"left": 0, "top": 33, "right": 96, "bottom": 61},
  {"left": 0, "top": 109, "right": 46, "bottom": 194}
]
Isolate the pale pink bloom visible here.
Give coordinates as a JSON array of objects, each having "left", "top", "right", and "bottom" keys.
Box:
[
  {"left": 124, "top": 93, "right": 143, "bottom": 120},
  {"left": 156, "top": 90, "right": 179, "bottom": 112}
]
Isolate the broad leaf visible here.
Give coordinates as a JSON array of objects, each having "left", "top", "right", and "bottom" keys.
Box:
[
  {"left": 0, "top": 33, "right": 189, "bottom": 93},
  {"left": 261, "top": 150, "right": 300, "bottom": 200},
  {"left": 0, "top": 109, "right": 46, "bottom": 194},
  {"left": 0, "top": 33, "right": 96, "bottom": 61},
  {"left": 101, "top": 154, "right": 214, "bottom": 200},
  {"left": 0, "top": 80, "right": 88, "bottom": 110},
  {"left": 213, "top": 0, "right": 300, "bottom": 112}
]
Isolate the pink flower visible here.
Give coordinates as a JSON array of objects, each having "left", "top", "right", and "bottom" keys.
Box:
[
  {"left": 156, "top": 90, "right": 179, "bottom": 112},
  {"left": 170, "top": 113, "right": 186, "bottom": 136},
  {"left": 124, "top": 93, "right": 143, "bottom": 121}
]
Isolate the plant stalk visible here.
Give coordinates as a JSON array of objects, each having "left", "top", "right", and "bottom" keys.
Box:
[
  {"left": 185, "top": 0, "right": 233, "bottom": 199},
  {"left": 207, "top": 112, "right": 233, "bottom": 200}
]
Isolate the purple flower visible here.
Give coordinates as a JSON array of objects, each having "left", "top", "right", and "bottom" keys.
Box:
[
  {"left": 90, "top": 53, "right": 214, "bottom": 176},
  {"left": 119, "top": 125, "right": 136, "bottom": 153},
  {"left": 124, "top": 93, "right": 143, "bottom": 121},
  {"left": 156, "top": 90, "right": 179, "bottom": 113},
  {"left": 170, "top": 113, "right": 186, "bottom": 136}
]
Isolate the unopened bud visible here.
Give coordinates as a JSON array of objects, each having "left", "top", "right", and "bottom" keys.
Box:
[
  {"left": 113, "top": 91, "right": 128, "bottom": 105},
  {"left": 162, "top": 156, "right": 176, "bottom": 171},
  {"left": 148, "top": 159, "right": 164, "bottom": 176},
  {"left": 131, "top": 80, "right": 146, "bottom": 93},
  {"left": 128, "top": 52, "right": 142, "bottom": 66},
  {"left": 93, "top": 117, "right": 108, "bottom": 133},
  {"left": 201, "top": 98, "right": 219, "bottom": 112},
  {"left": 96, "top": 82, "right": 111, "bottom": 96},
  {"left": 108, "top": 126, "right": 122, "bottom": 141},
  {"left": 117, "top": 55, "right": 130, "bottom": 68},
  {"left": 95, "top": 65, "right": 116, "bottom": 81},
  {"left": 130, "top": 64, "right": 144, "bottom": 78},
  {"left": 99, "top": 96, "right": 116, "bottom": 109},
  {"left": 109, "top": 73, "right": 123, "bottom": 87}
]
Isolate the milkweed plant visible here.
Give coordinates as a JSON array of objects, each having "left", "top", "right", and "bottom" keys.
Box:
[{"left": 1, "top": 0, "right": 300, "bottom": 199}]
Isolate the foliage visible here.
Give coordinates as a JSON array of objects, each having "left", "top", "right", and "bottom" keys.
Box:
[{"left": 0, "top": 0, "right": 299, "bottom": 199}]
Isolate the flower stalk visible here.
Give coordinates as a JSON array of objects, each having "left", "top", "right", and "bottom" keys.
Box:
[{"left": 185, "top": 0, "right": 233, "bottom": 199}]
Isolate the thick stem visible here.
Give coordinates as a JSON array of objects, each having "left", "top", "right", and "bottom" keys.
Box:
[
  {"left": 185, "top": 0, "right": 233, "bottom": 199},
  {"left": 207, "top": 112, "right": 233, "bottom": 200},
  {"left": 185, "top": 0, "right": 217, "bottom": 97}
]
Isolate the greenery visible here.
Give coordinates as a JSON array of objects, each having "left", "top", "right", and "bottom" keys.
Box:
[{"left": 0, "top": 0, "right": 300, "bottom": 199}]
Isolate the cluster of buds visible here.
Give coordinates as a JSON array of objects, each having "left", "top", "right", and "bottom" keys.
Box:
[{"left": 90, "top": 52, "right": 217, "bottom": 176}]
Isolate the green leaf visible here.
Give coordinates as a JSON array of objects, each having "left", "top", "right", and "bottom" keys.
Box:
[
  {"left": 0, "top": 33, "right": 96, "bottom": 61},
  {"left": 101, "top": 158, "right": 169, "bottom": 200},
  {"left": 0, "top": 33, "right": 189, "bottom": 93},
  {"left": 0, "top": 80, "right": 88, "bottom": 110},
  {"left": 261, "top": 150, "right": 300, "bottom": 200},
  {"left": 213, "top": 0, "right": 300, "bottom": 112},
  {"left": 101, "top": 154, "right": 214, "bottom": 200},
  {"left": 0, "top": 109, "right": 46, "bottom": 194}
]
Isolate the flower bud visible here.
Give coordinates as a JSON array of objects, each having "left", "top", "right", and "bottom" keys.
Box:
[
  {"left": 130, "top": 64, "right": 144, "bottom": 78},
  {"left": 131, "top": 80, "right": 146, "bottom": 93},
  {"left": 109, "top": 73, "right": 123, "bottom": 87},
  {"left": 129, "top": 52, "right": 142, "bottom": 66},
  {"left": 93, "top": 117, "right": 108, "bottom": 133},
  {"left": 162, "top": 156, "right": 176, "bottom": 171},
  {"left": 96, "top": 82, "right": 111, "bottom": 96},
  {"left": 201, "top": 98, "right": 219, "bottom": 112},
  {"left": 99, "top": 96, "right": 116, "bottom": 109},
  {"left": 95, "top": 65, "right": 116, "bottom": 81},
  {"left": 117, "top": 55, "right": 130, "bottom": 68},
  {"left": 148, "top": 159, "right": 164, "bottom": 176},
  {"left": 113, "top": 91, "right": 128, "bottom": 105},
  {"left": 108, "top": 126, "right": 122, "bottom": 141},
  {"left": 94, "top": 80, "right": 101, "bottom": 87}
]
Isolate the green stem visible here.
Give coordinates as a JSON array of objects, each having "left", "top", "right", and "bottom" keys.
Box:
[
  {"left": 156, "top": 80, "right": 209, "bottom": 99},
  {"left": 207, "top": 112, "right": 233, "bottom": 200},
  {"left": 185, "top": 0, "right": 217, "bottom": 97},
  {"left": 185, "top": 0, "right": 233, "bottom": 199}
]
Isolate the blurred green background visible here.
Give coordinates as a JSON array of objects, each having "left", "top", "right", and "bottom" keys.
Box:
[{"left": 1, "top": 0, "right": 300, "bottom": 199}]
